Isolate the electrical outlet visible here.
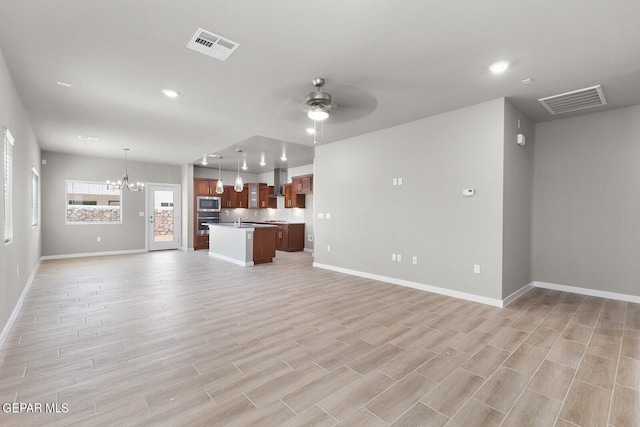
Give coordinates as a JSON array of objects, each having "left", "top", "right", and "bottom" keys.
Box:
[
  {"left": 139, "top": 211, "right": 144, "bottom": 217},
  {"left": 392, "top": 178, "right": 398, "bottom": 186},
  {"left": 398, "top": 178, "right": 403, "bottom": 186},
  {"left": 327, "top": 245, "right": 331, "bottom": 252},
  {"left": 318, "top": 213, "right": 324, "bottom": 219},
  {"left": 412, "top": 256, "right": 418, "bottom": 264},
  {"left": 397, "top": 254, "right": 402, "bottom": 262},
  {"left": 326, "top": 213, "right": 331, "bottom": 219},
  {"left": 308, "top": 235, "right": 313, "bottom": 242},
  {"left": 392, "top": 253, "right": 396, "bottom": 261},
  {"left": 474, "top": 264, "right": 481, "bottom": 274},
  {"left": 97, "top": 236, "right": 101, "bottom": 242}
]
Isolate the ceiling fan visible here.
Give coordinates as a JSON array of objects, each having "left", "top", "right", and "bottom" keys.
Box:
[
  {"left": 270, "top": 78, "right": 377, "bottom": 138},
  {"left": 305, "top": 78, "right": 334, "bottom": 121}
]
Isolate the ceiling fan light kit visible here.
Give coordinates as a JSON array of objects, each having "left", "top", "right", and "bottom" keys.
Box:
[
  {"left": 306, "top": 77, "right": 331, "bottom": 121},
  {"left": 308, "top": 105, "right": 329, "bottom": 121}
]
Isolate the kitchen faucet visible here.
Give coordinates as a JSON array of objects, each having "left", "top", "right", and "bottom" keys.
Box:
[{"left": 236, "top": 216, "right": 249, "bottom": 226}]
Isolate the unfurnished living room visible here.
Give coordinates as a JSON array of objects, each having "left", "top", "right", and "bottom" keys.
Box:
[{"left": 1, "top": 1, "right": 640, "bottom": 426}]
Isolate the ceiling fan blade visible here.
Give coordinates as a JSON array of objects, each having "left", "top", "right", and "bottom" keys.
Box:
[{"left": 268, "top": 79, "right": 378, "bottom": 124}]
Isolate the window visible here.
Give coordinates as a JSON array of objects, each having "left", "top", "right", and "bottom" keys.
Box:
[
  {"left": 4, "top": 127, "right": 14, "bottom": 244},
  {"left": 66, "top": 180, "right": 122, "bottom": 224},
  {"left": 31, "top": 167, "right": 40, "bottom": 227}
]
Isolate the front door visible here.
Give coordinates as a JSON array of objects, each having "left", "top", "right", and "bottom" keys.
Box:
[{"left": 147, "top": 184, "right": 181, "bottom": 251}]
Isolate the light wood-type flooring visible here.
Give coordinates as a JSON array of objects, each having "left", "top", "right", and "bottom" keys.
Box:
[{"left": 0, "top": 250, "right": 638, "bottom": 426}]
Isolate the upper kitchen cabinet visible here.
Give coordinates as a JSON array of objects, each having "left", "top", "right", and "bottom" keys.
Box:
[
  {"left": 284, "top": 183, "right": 305, "bottom": 208},
  {"left": 247, "top": 183, "right": 275, "bottom": 209},
  {"left": 194, "top": 178, "right": 219, "bottom": 196},
  {"left": 222, "top": 185, "right": 248, "bottom": 208},
  {"left": 259, "top": 185, "right": 277, "bottom": 209},
  {"left": 292, "top": 174, "right": 313, "bottom": 194}
]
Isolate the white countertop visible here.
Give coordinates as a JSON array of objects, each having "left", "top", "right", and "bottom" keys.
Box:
[{"left": 210, "top": 223, "right": 277, "bottom": 230}]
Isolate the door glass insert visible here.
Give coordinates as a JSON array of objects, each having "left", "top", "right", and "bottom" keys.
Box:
[{"left": 154, "top": 190, "right": 174, "bottom": 242}]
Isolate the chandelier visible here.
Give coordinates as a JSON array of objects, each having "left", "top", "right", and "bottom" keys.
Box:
[{"left": 106, "top": 148, "right": 144, "bottom": 192}]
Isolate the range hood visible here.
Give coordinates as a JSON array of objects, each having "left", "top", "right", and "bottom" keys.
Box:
[{"left": 271, "top": 168, "right": 287, "bottom": 197}]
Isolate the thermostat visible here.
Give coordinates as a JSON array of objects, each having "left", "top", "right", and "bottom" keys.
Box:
[{"left": 463, "top": 188, "right": 475, "bottom": 197}]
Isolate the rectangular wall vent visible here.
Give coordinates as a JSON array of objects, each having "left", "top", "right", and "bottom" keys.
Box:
[
  {"left": 187, "top": 28, "right": 239, "bottom": 62},
  {"left": 538, "top": 85, "right": 607, "bottom": 115}
]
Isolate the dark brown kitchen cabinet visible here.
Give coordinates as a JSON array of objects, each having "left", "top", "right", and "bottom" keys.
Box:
[
  {"left": 221, "top": 185, "right": 248, "bottom": 208},
  {"left": 194, "top": 178, "right": 220, "bottom": 196},
  {"left": 275, "top": 223, "right": 305, "bottom": 252},
  {"left": 195, "top": 235, "right": 209, "bottom": 250},
  {"left": 292, "top": 174, "right": 313, "bottom": 194},
  {"left": 284, "top": 184, "right": 305, "bottom": 208},
  {"left": 247, "top": 183, "right": 275, "bottom": 209},
  {"left": 260, "top": 185, "right": 277, "bottom": 208},
  {"left": 253, "top": 227, "right": 277, "bottom": 264}
]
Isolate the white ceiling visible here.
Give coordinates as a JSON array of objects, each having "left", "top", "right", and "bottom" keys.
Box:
[{"left": 0, "top": 1, "right": 639, "bottom": 170}]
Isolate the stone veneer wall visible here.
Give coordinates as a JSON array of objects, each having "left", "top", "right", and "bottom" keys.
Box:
[
  {"left": 66, "top": 206, "right": 121, "bottom": 222},
  {"left": 65, "top": 207, "right": 173, "bottom": 236},
  {"left": 154, "top": 208, "right": 174, "bottom": 236}
]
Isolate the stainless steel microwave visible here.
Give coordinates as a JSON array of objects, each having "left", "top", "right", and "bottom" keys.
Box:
[{"left": 197, "top": 196, "right": 221, "bottom": 212}]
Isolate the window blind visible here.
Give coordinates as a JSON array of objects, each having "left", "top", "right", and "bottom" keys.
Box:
[
  {"left": 32, "top": 167, "right": 39, "bottom": 227},
  {"left": 4, "top": 127, "right": 14, "bottom": 244}
]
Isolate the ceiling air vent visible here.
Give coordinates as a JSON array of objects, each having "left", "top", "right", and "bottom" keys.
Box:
[
  {"left": 538, "top": 85, "right": 607, "bottom": 115},
  {"left": 186, "top": 28, "right": 240, "bottom": 62}
]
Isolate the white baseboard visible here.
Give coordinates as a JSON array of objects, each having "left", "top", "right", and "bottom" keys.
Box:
[
  {"left": 534, "top": 281, "right": 640, "bottom": 304},
  {"left": 0, "top": 259, "right": 41, "bottom": 352},
  {"left": 313, "top": 262, "right": 504, "bottom": 307},
  {"left": 180, "top": 246, "right": 194, "bottom": 252},
  {"left": 502, "top": 283, "right": 534, "bottom": 307},
  {"left": 304, "top": 248, "right": 314, "bottom": 254},
  {"left": 41, "top": 249, "right": 147, "bottom": 260},
  {"left": 208, "top": 252, "right": 254, "bottom": 267}
]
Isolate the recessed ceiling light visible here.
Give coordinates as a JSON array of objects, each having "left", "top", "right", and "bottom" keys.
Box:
[
  {"left": 489, "top": 61, "right": 509, "bottom": 74},
  {"left": 162, "top": 89, "right": 180, "bottom": 98},
  {"left": 201, "top": 156, "right": 208, "bottom": 165},
  {"left": 56, "top": 81, "right": 71, "bottom": 88},
  {"left": 78, "top": 134, "right": 99, "bottom": 141},
  {"left": 306, "top": 128, "right": 316, "bottom": 135}
]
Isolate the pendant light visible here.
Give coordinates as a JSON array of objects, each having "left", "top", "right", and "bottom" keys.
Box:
[
  {"left": 215, "top": 156, "right": 224, "bottom": 194},
  {"left": 106, "top": 148, "right": 144, "bottom": 192},
  {"left": 234, "top": 149, "right": 243, "bottom": 192}
]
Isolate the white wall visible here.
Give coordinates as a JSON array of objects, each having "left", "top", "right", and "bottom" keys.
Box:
[
  {"left": 502, "top": 102, "right": 535, "bottom": 298},
  {"left": 0, "top": 46, "right": 41, "bottom": 340},
  {"left": 314, "top": 99, "right": 506, "bottom": 301},
  {"left": 41, "top": 151, "right": 181, "bottom": 256},
  {"left": 532, "top": 105, "right": 640, "bottom": 296}
]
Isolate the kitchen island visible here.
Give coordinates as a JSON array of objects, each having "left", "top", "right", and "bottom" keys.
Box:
[{"left": 207, "top": 223, "right": 277, "bottom": 266}]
